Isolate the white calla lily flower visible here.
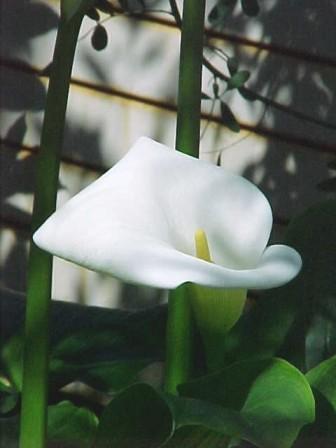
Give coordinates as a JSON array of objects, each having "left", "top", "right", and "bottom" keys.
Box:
[{"left": 33, "top": 137, "right": 301, "bottom": 290}]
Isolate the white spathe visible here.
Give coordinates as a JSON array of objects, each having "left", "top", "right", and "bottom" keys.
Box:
[{"left": 33, "top": 137, "right": 301, "bottom": 290}]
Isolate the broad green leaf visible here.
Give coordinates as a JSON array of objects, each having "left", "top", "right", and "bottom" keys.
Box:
[
  {"left": 226, "top": 70, "right": 250, "bottom": 90},
  {"left": 241, "top": 0, "right": 260, "bottom": 16},
  {"left": 95, "top": 383, "right": 259, "bottom": 447},
  {"left": 61, "top": 0, "right": 95, "bottom": 21},
  {"left": 1, "top": 291, "right": 167, "bottom": 392},
  {"left": 51, "top": 305, "right": 166, "bottom": 363},
  {"left": 179, "top": 358, "right": 315, "bottom": 448},
  {"left": 241, "top": 360, "right": 315, "bottom": 448},
  {"left": 91, "top": 24, "right": 108, "bottom": 51},
  {"left": 48, "top": 401, "right": 98, "bottom": 447},
  {"left": 166, "top": 394, "right": 258, "bottom": 445},
  {"left": 306, "top": 355, "right": 336, "bottom": 410},
  {"left": 50, "top": 358, "right": 149, "bottom": 392},
  {"left": 297, "top": 357, "right": 336, "bottom": 444},
  {"left": 220, "top": 102, "right": 240, "bottom": 132},
  {"left": 95, "top": 383, "right": 173, "bottom": 448},
  {"left": 49, "top": 305, "right": 166, "bottom": 389}
]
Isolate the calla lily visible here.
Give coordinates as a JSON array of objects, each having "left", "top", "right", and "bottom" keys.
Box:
[{"left": 33, "top": 137, "right": 301, "bottom": 291}]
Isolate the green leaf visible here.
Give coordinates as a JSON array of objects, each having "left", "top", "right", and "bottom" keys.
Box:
[
  {"left": 166, "top": 395, "right": 258, "bottom": 444},
  {"left": 163, "top": 426, "right": 230, "bottom": 448},
  {"left": 226, "top": 70, "right": 250, "bottom": 90},
  {"left": 208, "top": 0, "right": 237, "bottom": 26},
  {"left": 61, "top": 0, "right": 94, "bottom": 21},
  {"left": 1, "top": 293, "right": 167, "bottom": 393},
  {"left": 0, "top": 332, "right": 24, "bottom": 391},
  {"left": 47, "top": 401, "right": 98, "bottom": 447},
  {"left": 179, "top": 358, "right": 315, "bottom": 448},
  {"left": 220, "top": 102, "right": 240, "bottom": 132},
  {"left": 95, "top": 383, "right": 259, "bottom": 447},
  {"left": 91, "top": 24, "right": 108, "bottom": 51},
  {"left": 51, "top": 358, "right": 149, "bottom": 392},
  {"left": 306, "top": 356, "right": 336, "bottom": 411},
  {"left": 299, "top": 357, "right": 336, "bottom": 443},
  {"left": 201, "top": 92, "right": 211, "bottom": 100},
  {"left": 0, "top": 377, "right": 18, "bottom": 415},
  {"left": 49, "top": 305, "right": 166, "bottom": 390},
  {"left": 95, "top": 384, "right": 173, "bottom": 448},
  {"left": 51, "top": 304, "right": 166, "bottom": 363},
  {"left": 241, "top": 0, "right": 260, "bottom": 16}
]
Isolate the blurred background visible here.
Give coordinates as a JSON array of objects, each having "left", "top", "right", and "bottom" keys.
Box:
[{"left": 1, "top": 0, "right": 335, "bottom": 308}]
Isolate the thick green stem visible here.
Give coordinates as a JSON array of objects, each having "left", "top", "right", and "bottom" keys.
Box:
[
  {"left": 164, "top": 0, "right": 206, "bottom": 394},
  {"left": 164, "top": 285, "right": 193, "bottom": 394},
  {"left": 19, "top": 13, "right": 84, "bottom": 448},
  {"left": 175, "top": 0, "right": 206, "bottom": 157}
]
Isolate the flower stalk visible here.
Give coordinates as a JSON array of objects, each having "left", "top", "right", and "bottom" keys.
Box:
[
  {"left": 164, "top": 0, "right": 206, "bottom": 394},
  {"left": 19, "top": 10, "right": 86, "bottom": 448}
]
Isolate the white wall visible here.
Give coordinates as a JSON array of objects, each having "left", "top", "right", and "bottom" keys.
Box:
[{"left": 1, "top": 0, "right": 335, "bottom": 307}]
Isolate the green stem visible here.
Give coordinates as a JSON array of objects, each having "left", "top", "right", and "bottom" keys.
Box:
[
  {"left": 164, "top": 285, "right": 193, "bottom": 394},
  {"left": 19, "top": 13, "right": 84, "bottom": 448},
  {"left": 164, "top": 0, "right": 206, "bottom": 394},
  {"left": 175, "top": 0, "right": 206, "bottom": 157}
]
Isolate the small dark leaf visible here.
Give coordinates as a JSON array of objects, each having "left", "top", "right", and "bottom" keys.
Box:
[
  {"left": 220, "top": 102, "right": 240, "bottom": 132},
  {"left": 238, "top": 87, "right": 258, "bottom": 101},
  {"left": 227, "top": 57, "right": 239, "bottom": 75},
  {"left": 226, "top": 70, "right": 250, "bottom": 91},
  {"left": 317, "top": 177, "right": 336, "bottom": 192},
  {"left": 95, "top": 0, "right": 115, "bottom": 14},
  {"left": 201, "top": 92, "right": 211, "bottom": 100},
  {"left": 91, "top": 24, "right": 108, "bottom": 51},
  {"left": 86, "top": 7, "right": 100, "bottom": 21},
  {"left": 208, "top": 0, "right": 237, "bottom": 26},
  {"left": 241, "top": 0, "right": 260, "bottom": 17},
  {"left": 212, "top": 80, "right": 220, "bottom": 98}
]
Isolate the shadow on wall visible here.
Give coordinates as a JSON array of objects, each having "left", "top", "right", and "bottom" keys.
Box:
[
  {"left": 0, "top": 0, "right": 168, "bottom": 307},
  {"left": 223, "top": 0, "right": 336, "bottom": 218}
]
